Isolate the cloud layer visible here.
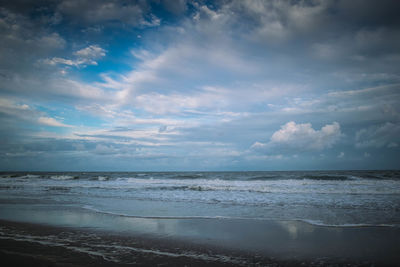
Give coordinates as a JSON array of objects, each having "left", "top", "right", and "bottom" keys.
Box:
[{"left": 0, "top": 0, "right": 399, "bottom": 170}]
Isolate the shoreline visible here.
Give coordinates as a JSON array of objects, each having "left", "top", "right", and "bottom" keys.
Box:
[
  {"left": 1, "top": 216, "right": 399, "bottom": 266},
  {"left": 0, "top": 219, "right": 283, "bottom": 266}
]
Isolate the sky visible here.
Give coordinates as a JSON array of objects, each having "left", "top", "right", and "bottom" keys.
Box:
[{"left": 0, "top": 0, "right": 399, "bottom": 171}]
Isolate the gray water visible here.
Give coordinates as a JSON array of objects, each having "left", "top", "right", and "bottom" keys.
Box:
[{"left": 1, "top": 170, "right": 400, "bottom": 227}]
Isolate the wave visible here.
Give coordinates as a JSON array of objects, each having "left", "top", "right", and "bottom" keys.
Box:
[
  {"left": 8, "top": 176, "right": 398, "bottom": 195},
  {"left": 0, "top": 185, "right": 24, "bottom": 190},
  {"left": 2, "top": 171, "right": 399, "bottom": 182},
  {"left": 128, "top": 178, "right": 400, "bottom": 195},
  {"left": 81, "top": 205, "right": 400, "bottom": 228},
  {"left": 50, "top": 175, "right": 78, "bottom": 180},
  {"left": 45, "top": 186, "right": 71, "bottom": 192},
  {"left": 296, "top": 219, "right": 399, "bottom": 228},
  {"left": 82, "top": 205, "right": 229, "bottom": 220},
  {"left": 141, "top": 185, "right": 216, "bottom": 192},
  {"left": 97, "top": 176, "right": 109, "bottom": 181},
  {"left": 0, "top": 174, "right": 41, "bottom": 179},
  {"left": 2, "top": 172, "right": 400, "bottom": 196},
  {"left": 247, "top": 175, "right": 286, "bottom": 181},
  {"left": 171, "top": 174, "right": 205, "bottom": 179},
  {"left": 300, "top": 175, "right": 353, "bottom": 181}
]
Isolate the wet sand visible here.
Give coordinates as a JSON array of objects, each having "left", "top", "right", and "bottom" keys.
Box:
[
  {"left": 0, "top": 216, "right": 399, "bottom": 267},
  {"left": 0, "top": 219, "right": 288, "bottom": 267}
]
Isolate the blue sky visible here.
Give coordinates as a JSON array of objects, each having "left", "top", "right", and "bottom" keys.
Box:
[{"left": 0, "top": 0, "right": 399, "bottom": 171}]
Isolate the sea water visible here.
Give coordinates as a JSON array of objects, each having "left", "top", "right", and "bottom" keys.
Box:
[{"left": 1, "top": 170, "right": 399, "bottom": 227}]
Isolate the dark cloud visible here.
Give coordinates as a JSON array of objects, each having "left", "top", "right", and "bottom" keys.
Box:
[
  {"left": 336, "top": 0, "right": 400, "bottom": 27},
  {"left": 0, "top": 0, "right": 399, "bottom": 170},
  {"left": 57, "top": 0, "right": 150, "bottom": 26},
  {"left": 0, "top": 0, "right": 153, "bottom": 26},
  {"left": 162, "top": 0, "right": 187, "bottom": 15}
]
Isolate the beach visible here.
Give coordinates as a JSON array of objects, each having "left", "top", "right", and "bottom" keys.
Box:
[
  {"left": 1, "top": 207, "right": 400, "bottom": 266},
  {"left": 2, "top": 1, "right": 400, "bottom": 265},
  {"left": 0, "top": 171, "right": 399, "bottom": 266},
  {"left": 1, "top": 216, "right": 399, "bottom": 267}
]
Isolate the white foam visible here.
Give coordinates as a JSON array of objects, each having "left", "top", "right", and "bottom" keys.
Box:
[
  {"left": 50, "top": 175, "right": 77, "bottom": 180},
  {"left": 106, "top": 177, "right": 400, "bottom": 195},
  {"left": 80, "top": 205, "right": 400, "bottom": 228},
  {"left": 20, "top": 174, "right": 40, "bottom": 179},
  {"left": 297, "top": 219, "right": 399, "bottom": 228},
  {"left": 0, "top": 228, "right": 246, "bottom": 265}
]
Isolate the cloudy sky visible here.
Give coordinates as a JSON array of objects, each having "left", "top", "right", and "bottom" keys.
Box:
[{"left": 0, "top": 0, "right": 399, "bottom": 171}]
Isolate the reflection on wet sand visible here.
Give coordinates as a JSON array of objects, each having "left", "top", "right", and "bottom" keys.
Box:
[{"left": 0, "top": 203, "right": 399, "bottom": 265}]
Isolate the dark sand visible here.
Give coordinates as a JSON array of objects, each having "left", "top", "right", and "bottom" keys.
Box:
[
  {"left": 0, "top": 219, "right": 399, "bottom": 267},
  {"left": 0, "top": 220, "right": 286, "bottom": 267}
]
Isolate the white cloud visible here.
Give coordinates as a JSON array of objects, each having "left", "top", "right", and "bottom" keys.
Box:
[
  {"left": 271, "top": 84, "right": 400, "bottom": 127},
  {"left": 195, "top": 0, "right": 329, "bottom": 45},
  {"left": 38, "top": 117, "right": 72, "bottom": 128},
  {"left": 44, "top": 57, "right": 79, "bottom": 66},
  {"left": 101, "top": 41, "right": 300, "bottom": 115},
  {"left": 250, "top": 141, "right": 267, "bottom": 150},
  {"left": 44, "top": 45, "right": 106, "bottom": 68},
  {"left": 74, "top": 45, "right": 106, "bottom": 59},
  {"left": 252, "top": 121, "right": 342, "bottom": 152},
  {"left": 356, "top": 122, "right": 400, "bottom": 148},
  {"left": 0, "top": 98, "right": 74, "bottom": 129},
  {"left": 47, "top": 78, "right": 110, "bottom": 101}
]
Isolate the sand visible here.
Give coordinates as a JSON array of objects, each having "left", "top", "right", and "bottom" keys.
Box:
[{"left": 0, "top": 219, "right": 399, "bottom": 267}]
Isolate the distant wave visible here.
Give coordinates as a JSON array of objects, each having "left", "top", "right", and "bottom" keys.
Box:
[
  {"left": 171, "top": 173, "right": 205, "bottom": 179},
  {"left": 246, "top": 175, "right": 286, "bottom": 181},
  {"left": 1, "top": 171, "right": 399, "bottom": 181},
  {"left": 2, "top": 176, "right": 399, "bottom": 195},
  {"left": 300, "top": 175, "right": 353, "bottom": 181},
  {"left": 0, "top": 174, "right": 40, "bottom": 179},
  {"left": 50, "top": 175, "right": 78, "bottom": 180},
  {"left": 97, "top": 176, "right": 109, "bottom": 181},
  {"left": 45, "top": 186, "right": 71, "bottom": 192},
  {"left": 248, "top": 174, "right": 359, "bottom": 181}
]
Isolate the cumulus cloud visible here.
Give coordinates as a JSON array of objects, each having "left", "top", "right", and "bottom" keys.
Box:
[
  {"left": 74, "top": 45, "right": 106, "bottom": 58},
  {"left": 44, "top": 45, "right": 106, "bottom": 67},
  {"left": 252, "top": 121, "right": 342, "bottom": 153},
  {"left": 356, "top": 122, "right": 400, "bottom": 148}
]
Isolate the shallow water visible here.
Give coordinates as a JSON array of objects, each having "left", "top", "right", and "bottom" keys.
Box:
[{"left": 1, "top": 170, "right": 399, "bottom": 227}]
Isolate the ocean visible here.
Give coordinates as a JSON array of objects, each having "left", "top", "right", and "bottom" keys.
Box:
[{"left": 1, "top": 170, "right": 399, "bottom": 227}]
